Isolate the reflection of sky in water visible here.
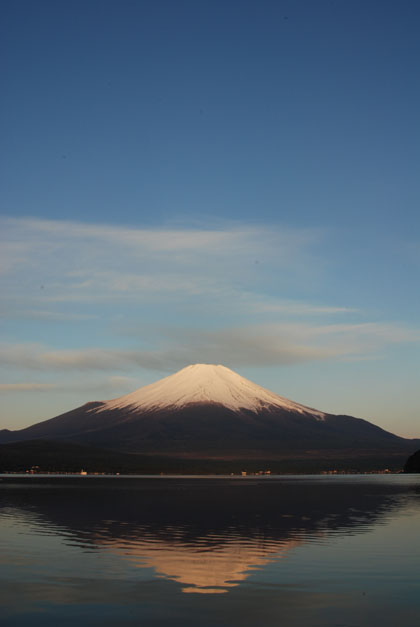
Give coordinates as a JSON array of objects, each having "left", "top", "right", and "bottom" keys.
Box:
[{"left": 0, "top": 476, "right": 420, "bottom": 625}]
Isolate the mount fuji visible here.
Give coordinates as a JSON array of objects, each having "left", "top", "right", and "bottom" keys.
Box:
[{"left": 1, "top": 364, "right": 418, "bottom": 466}]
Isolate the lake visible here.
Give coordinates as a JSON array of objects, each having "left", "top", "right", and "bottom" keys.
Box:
[{"left": 0, "top": 474, "right": 419, "bottom": 626}]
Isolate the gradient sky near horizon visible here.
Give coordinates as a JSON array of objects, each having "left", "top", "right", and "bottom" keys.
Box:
[{"left": 1, "top": 0, "right": 419, "bottom": 437}]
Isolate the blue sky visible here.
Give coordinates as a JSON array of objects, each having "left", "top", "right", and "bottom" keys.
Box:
[{"left": 1, "top": 0, "right": 419, "bottom": 437}]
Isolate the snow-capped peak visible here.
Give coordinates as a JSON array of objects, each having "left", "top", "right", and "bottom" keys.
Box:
[{"left": 95, "top": 364, "right": 325, "bottom": 418}]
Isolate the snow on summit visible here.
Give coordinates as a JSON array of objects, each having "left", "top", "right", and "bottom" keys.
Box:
[{"left": 96, "top": 364, "right": 326, "bottom": 418}]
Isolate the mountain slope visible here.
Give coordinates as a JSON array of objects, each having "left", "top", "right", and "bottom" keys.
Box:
[{"left": 1, "top": 364, "right": 418, "bottom": 460}]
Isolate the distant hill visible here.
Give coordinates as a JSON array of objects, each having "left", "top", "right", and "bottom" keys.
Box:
[{"left": 404, "top": 449, "right": 420, "bottom": 473}]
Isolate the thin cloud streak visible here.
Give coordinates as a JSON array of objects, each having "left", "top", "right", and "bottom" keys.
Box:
[
  {"left": 0, "top": 309, "right": 98, "bottom": 322},
  {"left": 0, "top": 383, "right": 55, "bottom": 391},
  {"left": 248, "top": 301, "right": 358, "bottom": 315},
  {"left": 0, "top": 377, "right": 137, "bottom": 395}
]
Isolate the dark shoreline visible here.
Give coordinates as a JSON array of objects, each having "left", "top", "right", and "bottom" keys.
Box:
[{"left": 0, "top": 439, "right": 415, "bottom": 475}]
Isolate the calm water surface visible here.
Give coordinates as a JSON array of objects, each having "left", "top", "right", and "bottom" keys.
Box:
[{"left": 0, "top": 474, "right": 419, "bottom": 626}]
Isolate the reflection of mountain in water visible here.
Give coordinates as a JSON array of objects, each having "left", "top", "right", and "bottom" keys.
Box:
[
  {"left": 100, "top": 531, "right": 303, "bottom": 593},
  {"left": 0, "top": 477, "right": 416, "bottom": 594}
]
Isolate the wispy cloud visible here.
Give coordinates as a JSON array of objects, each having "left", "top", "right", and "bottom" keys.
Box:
[
  {"left": 1, "top": 321, "right": 417, "bottom": 374},
  {"left": 0, "top": 216, "right": 324, "bottom": 314},
  {"left": 3, "top": 216, "right": 317, "bottom": 256}
]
